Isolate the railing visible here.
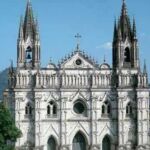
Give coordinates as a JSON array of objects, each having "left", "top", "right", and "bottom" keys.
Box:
[{"left": 15, "top": 73, "right": 148, "bottom": 88}]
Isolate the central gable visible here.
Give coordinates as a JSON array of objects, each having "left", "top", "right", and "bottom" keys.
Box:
[{"left": 60, "top": 50, "right": 98, "bottom": 69}]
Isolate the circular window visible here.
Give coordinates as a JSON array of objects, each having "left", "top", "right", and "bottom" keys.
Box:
[
  {"left": 76, "top": 59, "right": 82, "bottom": 65},
  {"left": 73, "top": 102, "right": 85, "bottom": 114},
  {"left": 50, "top": 101, "right": 54, "bottom": 105}
]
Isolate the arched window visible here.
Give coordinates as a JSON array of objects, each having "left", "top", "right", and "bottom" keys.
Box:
[
  {"left": 47, "top": 137, "right": 56, "bottom": 150},
  {"left": 107, "top": 105, "right": 111, "bottom": 114},
  {"left": 25, "top": 103, "right": 32, "bottom": 116},
  {"left": 72, "top": 132, "right": 87, "bottom": 150},
  {"left": 26, "top": 46, "right": 32, "bottom": 62},
  {"left": 102, "top": 105, "right": 105, "bottom": 114},
  {"left": 73, "top": 100, "right": 87, "bottom": 116},
  {"left": 47, "top": 105, "right": 50, "bottom": 115},
  {"left": 102, "top": 101, "right": 111, "bottom": 116},
  {"left": 124, "top": 47, "right": 130, "bottom": 62},
  {"left": 126, "top": 103, "right": 133, "bottom": 115},
  {"left": 53, "top": 105, "right": 57, "bottom": 115},
  {"left": 47, "top": 101, "right": 57, "bottom": 117},
  {"left": 102, "top": 135, "right": 111, "bottom": 150}
]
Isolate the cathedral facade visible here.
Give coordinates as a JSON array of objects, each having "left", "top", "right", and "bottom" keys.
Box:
[{"left": 4, "top": 0, "right": 150, "bottom": 150}]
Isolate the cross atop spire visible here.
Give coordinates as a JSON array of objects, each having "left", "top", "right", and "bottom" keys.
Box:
[
  {"left": 103, "top": 55, "right": 106, "bottom": 63},
  {"left": 75, "top": 33, "right": 82, "bottom": 50}
]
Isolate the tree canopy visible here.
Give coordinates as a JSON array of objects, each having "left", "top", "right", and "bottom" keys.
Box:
[{"left": 0, "top": 102, "right": 22, "bottom": 150}]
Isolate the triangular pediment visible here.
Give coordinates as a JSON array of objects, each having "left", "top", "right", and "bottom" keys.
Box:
[{"left": 60, "top": 50, "right": 98, "bottom": 69}]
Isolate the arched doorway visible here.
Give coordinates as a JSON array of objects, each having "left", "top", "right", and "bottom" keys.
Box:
[
  {"left": 102, "top": 135, "right": 111, "bottom": 150},
  {"left": 47, "top": 137, "right": 56, "bottom": 150},
  {"left": 124, "top": 47, "right": 130, "bottom": 62},
  {"left": 72, "top": 132, "right": 87, "bottom": 150}
]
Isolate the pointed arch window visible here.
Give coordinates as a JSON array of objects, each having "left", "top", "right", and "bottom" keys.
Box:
[
  {"left": 26, "top": 46, "right": 32, "bottom": 62},
  {"left": 124, "top": 47, "right": 131, "bottom": 62},
  {"left": 126, "top": 102, "right": 133, "bottom": 116},
  {"left": 102, "top": 101, "right": 111, "bottom": 117},
  {"left": 47, "top": 101, "right": 57, "bottom": 117},
  {"left": 25, "top": 103, "right": 32, "bottom": 117},
  {"left": 102, "top": 105, "right": 105, "bottom": 114}
]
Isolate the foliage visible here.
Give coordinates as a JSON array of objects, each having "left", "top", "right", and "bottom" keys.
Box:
[
  {"left": 0, "top": 102, "right": 22, "bottom": 150},
  {"left": 0, "top": 68, "right": 9, "bottom": 100}
]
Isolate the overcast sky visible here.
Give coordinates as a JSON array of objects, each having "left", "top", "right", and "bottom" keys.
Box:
[{"left": 0, "top": 0, "right": 150, "bottom": 74}]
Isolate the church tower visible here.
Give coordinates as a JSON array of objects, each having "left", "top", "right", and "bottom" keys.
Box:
[
  {"left": 17, "top": 0, "right": 40, "bottom": 69},
  {"left": 113, "top": 0, "right": 139, "bottom": 70},
  {"left": 113, "top": 1, "right": 150, "bottom": 150}
]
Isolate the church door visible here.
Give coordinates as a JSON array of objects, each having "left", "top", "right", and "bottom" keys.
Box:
[
  {"left": 72, "top": 132, "right": 86, "bottom": 150},
  {"left": 102, "top": 136, "right": 111, "bottom": 150},
  {"left": 47, "top": 137, "right": 56, "bottom": 150}
]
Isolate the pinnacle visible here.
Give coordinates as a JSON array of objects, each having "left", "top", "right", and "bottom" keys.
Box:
[{"left": 121, "top": 0, "right": 127, "bottom": 16}]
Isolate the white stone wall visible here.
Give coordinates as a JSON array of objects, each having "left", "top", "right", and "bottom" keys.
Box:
[{"left": 5, "top": 52, "right": 149, "bottom": 150}]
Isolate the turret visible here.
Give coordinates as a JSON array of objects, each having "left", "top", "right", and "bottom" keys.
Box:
[
  {"left": 17, "top": 0, "right": 40, "bottom": 69},
  {"left": 112, "top": 0, "right": 139, "bottom": 69}
]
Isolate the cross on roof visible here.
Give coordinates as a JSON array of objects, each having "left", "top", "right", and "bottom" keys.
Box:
[
  {"left": 75, "top": 33, "right": 81, "bottom": 44},
  {"left": 75, "top": 33, "right": 82, "bottom": 50}
]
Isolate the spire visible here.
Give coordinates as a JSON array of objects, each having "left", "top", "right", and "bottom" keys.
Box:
[
  {"left": 17, "top": 0, "right": 41, "bottom": 69},
  {"left": 24, "top": 0, "right": 35, "bottom": 39},
  {"left": 119, "top": 0, "right": 132, "bottom": 40},
  {"left": 113, "top": 19, "right": 117, "bottom": 42},
  {"left": 133, "top": 17, "right": 137, "bottom": 39},
  {"left": 143, "top": 60, "right": 147, "bottom": 74},
  {"left": 18, "top": 16, "right": 24, "bottom": 39},
  {"left": 35, "top": 18, "right": 40, "bottom": 40},
  {"left": 117, "top": 22, "right": 122, "bottom": 40},
  {"left": 9, "top": 60, "right": 14, "bottom": 74},
  {"left": 121, "top": 0, "right": 127, "bottom": 17}
]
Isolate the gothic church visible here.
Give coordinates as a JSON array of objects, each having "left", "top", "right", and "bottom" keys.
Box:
[{"left": 4, "top": 0, "right": 150, "bottom": 150}]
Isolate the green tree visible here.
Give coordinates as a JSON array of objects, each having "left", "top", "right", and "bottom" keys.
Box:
[{"left": 0, "top": 102, "right": 22, "bottom": 150}]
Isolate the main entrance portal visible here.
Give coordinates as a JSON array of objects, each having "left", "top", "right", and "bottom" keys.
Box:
[
  {"left": 72, "top": 132, "right": 86, "bottom": 150},
  {"left": 47, "top": 137, "right": 56, "bottom": 150},
  {"left": 102, "top": 135, "right": 111, "bottom": 150}
]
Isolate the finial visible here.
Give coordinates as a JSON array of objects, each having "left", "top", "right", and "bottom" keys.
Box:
[
  {"left": 71, "top": 51, "right": 74, "bottom": 56},
  {"left": 75, "top": 33, "right": 82, "bottom": 51},
  {"left": 27, "top": 0, "right": 31, "bottom": 4},
  {"left": 18, "top": 16, "right": 24, "bottom": 38},
  {"left": 49, "top": 57, "right": 52, "bottom": 64},
  {"left": 27, "top": 0, "right": 31, "bottom": 6},
  {"left": 143, "top": 59, "right": 147, "bottom": 74},
  {"left": 121, "top": 0, "right": 127, "bottom": 16},
  {"left": 9, "top": 59, "right": 14, "bottom": 73},
  {"left": 113, "top": 18, "right": 117, "bottom": 41},
  {"left": 103, "top": 55, "right": 106, "bottom": 63},
  {"left": 9, "top": 59, "right": 13, "bottom": 68},
  {"left": 133, "top": 17, "right": 137, "bottom": 38}
]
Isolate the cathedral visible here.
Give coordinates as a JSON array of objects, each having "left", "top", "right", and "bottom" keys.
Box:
[{"left": 4, "top": 0, "right": 150, "bottom": 150}]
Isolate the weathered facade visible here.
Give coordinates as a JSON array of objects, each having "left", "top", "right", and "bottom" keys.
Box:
[{"left": 4, "top": 0, "right": 150, "bottom": 150}]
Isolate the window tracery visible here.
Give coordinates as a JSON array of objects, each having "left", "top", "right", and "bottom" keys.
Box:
[{"left": 47, "top": 101, "right": 57, "bottom": 117}]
